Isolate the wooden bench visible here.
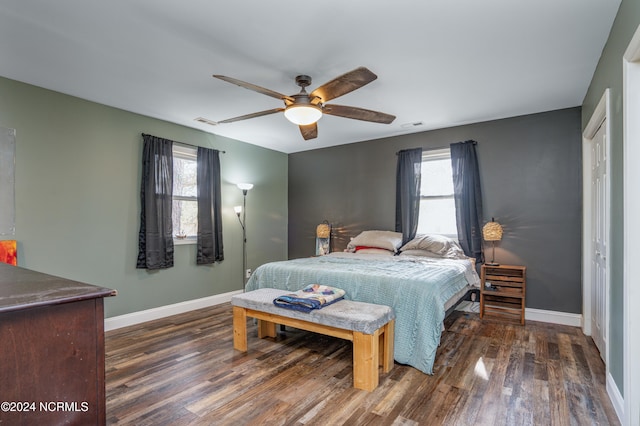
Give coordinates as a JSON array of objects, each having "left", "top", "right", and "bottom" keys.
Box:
[{"left": 231, "top": 288, "right": 395, "bottom": 391}]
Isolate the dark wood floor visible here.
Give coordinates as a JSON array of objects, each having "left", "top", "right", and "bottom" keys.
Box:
[{"left": 105, "top": 303, "right": 620, "bottom": 425}]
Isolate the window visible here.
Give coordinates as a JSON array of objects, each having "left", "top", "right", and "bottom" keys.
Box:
[
  {"left": 417, "top": 148, "right": 457, "bottom": 236},
  {"left": 172, "top": 144, "right": 198, "bottom": 243}
]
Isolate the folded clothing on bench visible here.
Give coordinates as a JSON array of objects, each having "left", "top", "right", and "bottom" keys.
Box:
[{"left": 273, "top": 284, "right": 346, "bottom": 313}]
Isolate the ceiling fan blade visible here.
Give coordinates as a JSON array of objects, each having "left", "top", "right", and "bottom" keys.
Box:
[
  {"left": 299, "top": 123, "right": 318, "bottom": 140},
  {"left": 323, "top": 104, "right": 396, "bottom": 124},
  {"left": 310, "top": 67, "right": 378, "bottom": 104},
  {"left": 217, "top": 108, "right": 284, "bottom": 124},
  {"left": 213, "top": 75, "right": 294, "bottom": 103}
]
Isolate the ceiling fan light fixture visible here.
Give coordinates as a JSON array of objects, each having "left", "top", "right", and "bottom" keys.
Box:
[
  {"left": 284, "top": 104, "right": 322, "bottom": 125},
  {"left": 213, "top": 67, "right": 392, "bottom": 140}
]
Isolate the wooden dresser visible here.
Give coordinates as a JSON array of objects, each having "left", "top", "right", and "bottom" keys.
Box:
[{"left": 0, "top": 263, "right": 116, "bottom": 425}]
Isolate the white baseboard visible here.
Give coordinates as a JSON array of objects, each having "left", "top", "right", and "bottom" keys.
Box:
[
  {"left": 607, "top": 372, "right": 624, "bottom": 424},
  {"left": 456, "top": 303, "right": 582, "bottom": 327},
  {"left": 524, "top": 307, "right": 582, "bottom": 327},
  {"left": 104, "top": 289, "right": 242, "bottom": 331},
  {"left": 108, "top": 294, "right": 582, "bottom": 332}
]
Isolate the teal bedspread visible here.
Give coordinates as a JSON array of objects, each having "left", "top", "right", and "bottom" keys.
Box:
[{"left": 245, "top": 252, "right": 477, "bottom": 374}]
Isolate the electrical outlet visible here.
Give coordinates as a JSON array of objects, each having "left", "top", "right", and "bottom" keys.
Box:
[{"left": 245, "top": 269, "right": 252, "bottom": 278}]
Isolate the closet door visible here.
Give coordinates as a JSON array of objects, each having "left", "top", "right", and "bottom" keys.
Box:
[{"left": 590, "top": 119, "right": 607, "bottom": 361}]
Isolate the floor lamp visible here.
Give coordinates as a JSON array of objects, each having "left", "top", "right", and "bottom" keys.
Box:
[{"left": 234, "top": 183, "right": 253, "bottom": 290}]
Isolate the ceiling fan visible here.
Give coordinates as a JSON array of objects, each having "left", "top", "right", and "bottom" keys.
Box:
[{"left": 212, "top": 67, "right": 396, "bottom": 140}]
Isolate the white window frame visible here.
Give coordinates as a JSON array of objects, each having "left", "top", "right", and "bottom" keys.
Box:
[
  {"left": 417, "top": 148, "right": 457, "bottom": 238},
  {"left": 172, "top": 144, "right": 198, "bottom": 245}
]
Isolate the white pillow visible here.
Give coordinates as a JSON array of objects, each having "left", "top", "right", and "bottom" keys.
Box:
[
  {"left": 398, "top": 249, "right": 443, "bottom": 258},
  {"left": 399, "top": 234, "right": 466, "bottom": 258},
  {"left": 346, "top": 230, "right": 403, "bottom": 253}
]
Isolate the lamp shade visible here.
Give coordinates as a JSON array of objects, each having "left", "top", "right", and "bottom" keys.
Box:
[
  {"left": 482, "top": 219, "right": 503, "bottom": 241},
  {"left": 237, "top": 183, "right": 253, "bottom": 191},
  {"left": 316, "top": 222, "right": 331, "bottom": 238},
  {"left": 284, "top": 104, "right": 322, "bottom": 125}
]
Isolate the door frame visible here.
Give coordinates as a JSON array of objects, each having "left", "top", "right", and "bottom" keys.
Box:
[
  {"left": 582, "top": 89, "right": 611, "bottom": 365},
  {"left": 623, "top": 23, "right": 640, "bottom": 426}
]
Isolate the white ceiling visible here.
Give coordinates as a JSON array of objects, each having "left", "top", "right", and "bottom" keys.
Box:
[{"left": 0, "top": 1, "right": 620, "bottom": 154}]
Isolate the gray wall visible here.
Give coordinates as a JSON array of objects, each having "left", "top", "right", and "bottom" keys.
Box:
[
  {"left": 582, "top": 0, "right": 640, "bottom": 398},
  {"left": 289, "top": 108, "right": 582, "bottom": 314},
  {"left": 0, "top": 76, "right": 288, "bottom": 318}
]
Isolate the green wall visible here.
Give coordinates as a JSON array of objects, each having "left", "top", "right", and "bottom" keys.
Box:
[
  {"left": 581, "top": 0, "right": 639, "bottom": 397},
  {"left": 0, "top": 76, "right": 288, "bottom": 318}
]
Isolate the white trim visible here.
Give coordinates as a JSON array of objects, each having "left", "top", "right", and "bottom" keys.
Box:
[
  {"left": 583, "top": 89, "right": 610, "bottom": 137},
  {"left": 625, "top": 23, "right": 640, "bottom": 60},
  {"left": 607, "top": 372, "right": 624, "bottom": 424},
  {"left": 623, "top": 23, "right": 640, "bottom": 426},
  {"left": 581, "top": 89, "right": 611, "bottom": 361},
  {"left": 104, "top": 290, "right": 242, "bottom": 331},
  {"left": 107, "top": 290, "right": 582, "bottom": 333},
  {"left": 582, "top": 136, "right": 592, "bottom": 336},
  {"left": 524, "top": 308, "right": 582, "bottom": 327},
  {"left": 455, "top": 303, "right": 582, "bottom": 327}
]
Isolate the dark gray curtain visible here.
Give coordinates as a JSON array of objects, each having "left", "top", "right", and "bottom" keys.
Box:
[
  {"left": 136, "top": 134, "right": 174, "bottom": 269},
  {"left": 196, "top": 147, "right": 224, "bottom": 264},
  {"left": 395, "top": 148, "right": 423, "bottom": 244},
  {"left": 450, "top": 140, "right": 484, "bottom": 262}
]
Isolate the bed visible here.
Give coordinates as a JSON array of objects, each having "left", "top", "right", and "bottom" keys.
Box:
[{"left": 245, "top": 231, "right": 480, "bottom": 374}]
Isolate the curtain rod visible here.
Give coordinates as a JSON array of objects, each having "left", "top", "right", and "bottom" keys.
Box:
[
  {"left": 141, "top": 133, "right": 226, "bottom": 153},
  {"left": 395, "top": 140, "right": 477, "bottom": 155}
]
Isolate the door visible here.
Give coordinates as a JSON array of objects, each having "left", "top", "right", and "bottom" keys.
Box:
[
  {"left": 624, "top": 27, "right": 640, "bottom": 424},
  {"left": 591, "top": 119, "right": 607, "bottom": 361}
]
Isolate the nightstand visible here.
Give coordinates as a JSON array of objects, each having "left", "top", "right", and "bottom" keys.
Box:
[{"left": 480, "top": 264, "right": 526, "bottom": 325}]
